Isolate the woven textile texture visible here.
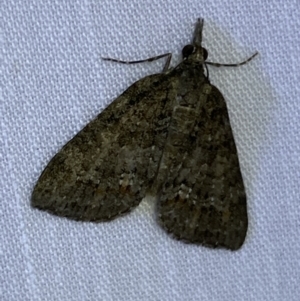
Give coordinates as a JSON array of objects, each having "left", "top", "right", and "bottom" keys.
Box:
[{"left": 2, "top": 1, "right": 300, "bottom": 300}]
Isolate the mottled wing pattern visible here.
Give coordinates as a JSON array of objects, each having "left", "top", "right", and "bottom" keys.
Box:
[
  {"left": 32, "top": 73, "right": 177, "bottom": 221},
  {"left": 157, "top": 83, "right": 247, "bottom": 250}
]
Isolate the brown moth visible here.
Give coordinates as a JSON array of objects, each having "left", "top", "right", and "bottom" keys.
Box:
[{"left": 32, "top": 19, "right": 257, "bottom": 250}]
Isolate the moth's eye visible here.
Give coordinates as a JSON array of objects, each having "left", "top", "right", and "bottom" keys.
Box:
[
  {"left": 202, "top": 48, "right": 208, "bottom": 60},
  {"left": 182, "top": 44, "right": 195, "bottom": 59}
]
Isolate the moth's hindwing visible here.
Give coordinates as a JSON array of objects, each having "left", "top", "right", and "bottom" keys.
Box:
[
  {"left": 31, "top": 73, "right": 177, "bottom": 221},
  {"left": 157, "top": 83, "right": 247, "bottom": 250}
]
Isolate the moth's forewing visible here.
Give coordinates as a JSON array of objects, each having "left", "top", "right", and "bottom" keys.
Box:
[
  {"left": 32, "top": 73, "right": 177, "bottom": 221},
  {"left": 157, "top": 79, "right": 247, "bottom": 250}
]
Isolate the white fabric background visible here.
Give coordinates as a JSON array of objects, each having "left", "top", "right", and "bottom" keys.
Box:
[{"left": 2, "top": 0, "right": 300, "bottom": 300}]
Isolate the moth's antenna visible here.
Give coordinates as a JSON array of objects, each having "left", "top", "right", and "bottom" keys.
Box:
[
  {"left": 102, "top": 53, "right": 172, "bottom": 65},
  {"left": 102, "top": 53, "right": 173, "bottom": 72},
  {"left": 206, "top": 52, "right": 258, "bottom": 67}
]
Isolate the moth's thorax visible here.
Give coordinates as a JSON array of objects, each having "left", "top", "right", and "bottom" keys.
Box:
[
  {"left": 171, "top": 59, "right": 208, "bottom": 109},
  {"left": 174, "top": 58, "right": 205, "bottom": 78}
]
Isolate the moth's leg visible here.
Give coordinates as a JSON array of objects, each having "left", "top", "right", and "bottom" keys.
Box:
[{"left": 162, "top": 53, "right": 172, "bottom": 72}]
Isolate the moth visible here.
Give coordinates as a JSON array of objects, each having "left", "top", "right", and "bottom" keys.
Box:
[{"left": 32, "top": 19, "right": 257, "bottom": 250}]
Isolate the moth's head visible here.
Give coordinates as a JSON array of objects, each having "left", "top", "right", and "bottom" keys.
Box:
[{"left": 182, "top": 18, "right": 208, "bottom": 62}]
